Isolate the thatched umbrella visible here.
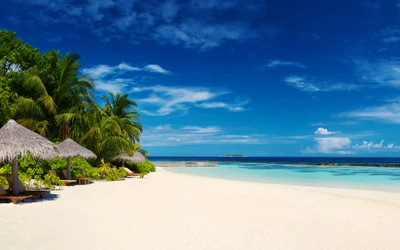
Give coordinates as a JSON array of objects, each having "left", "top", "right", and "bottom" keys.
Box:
[
  {"left": 0, "top": 120, "right": 59, "bottom": 194},
  {"left": 112, "top": 151, "right": 146, "bottom": 166},
  {"left": 57, "top": 138, "right": 97, "bottom": 180}
]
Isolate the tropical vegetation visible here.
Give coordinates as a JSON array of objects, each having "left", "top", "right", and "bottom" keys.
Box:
[{"left": 0, "top": 29, "right": 153, "bottom": 187}]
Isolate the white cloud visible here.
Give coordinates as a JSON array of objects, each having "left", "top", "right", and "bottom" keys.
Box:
[
  {"left": 382, "top": 37, "right": 400, "bottom": 43},
  {"left": 380, "top": 27, "right": 400, "bottom": 44},
  {"left": 152, "top": 21, "right": 272, "bottom": 50},
  {"left": 86, "top": 0, "right": 116, "bottom": 21},
  {"left": 82, "top": 62, "right": 170, "bottom": 93},
  {"left": 352, "top": 140, "right": 400, "bottom": 150},
  {"left": 95, "top": 79, "right": 130, "bottom": 93},
  {"left": 354, "top": 59, "right": 400, "bottom": 87},
  {"left": 196, "top": 100, "right": 249, "bottom": 112},
  {"left": 181, "top": 126, "right": 222, "bottom": 133},
  {"left": 145, "top": 64, "right": 170, "bottom": 74},
  {"left": 302, "top": 129, "right": 400, "bottom": 154},
  {"left": 314, "top": 137, "right": 352, "bottom": 153},
  {"left": 353, "top": 140, "right": 384, "bottom": 149},
  {"left": 301, "top": 137, "right": 353, "bottom": 155},
  {"left": 266, "top": 60, "right": 305, "bottom": 69},
  {"left": 314, "top": 128, "right": 337, "bottom": 135},
  {"left": 342, "top": 103, "right": 400, "bottom": 123},
  {"left": 82, "top": 63, "right": 168, "bottom": 79},
  {"left": 141, "top": 124, "right": 266, "bottom": 146},
  {"left": 284, "top": 76, "right": 360, "bottom": 92},
  {"left": 135, "top": 85, "right": 249, "bottom": 116}
]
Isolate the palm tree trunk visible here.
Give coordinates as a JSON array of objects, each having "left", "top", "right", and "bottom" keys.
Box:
[{"left": 60, "top": 121, "right": 69, "bottom": 141}]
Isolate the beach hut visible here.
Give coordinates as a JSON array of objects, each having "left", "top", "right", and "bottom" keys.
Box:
[
  {"left": 0, "top": 120, "right": 59, "bottom": 194},
  {"left": 57, "top": 138, "right": 97, "bottom": 180},
  {"left": 112, "top": 151, "right": 146, "bottom": 166}
]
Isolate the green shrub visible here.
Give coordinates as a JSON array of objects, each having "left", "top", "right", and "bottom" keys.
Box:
[
  {"left": 1, "top": 156, "right": 126, "bottom": 188},
  {"left": 97, "top": 159, "right": 125, "bottom": 181},
  {"left": 48, "top": 157, "right": 67, "bottom": 172},
  {"left": 0, "top": 164, "right": 11, "bottom": 188},
  {"left": 70, "top": 157, "right": 100, "bottom": 180},
  {"left": 125, "top": 160, "right": 156, "bottom": 174},
  {"left": 0, "top": 156, "right": 63, "bottom": 190}
]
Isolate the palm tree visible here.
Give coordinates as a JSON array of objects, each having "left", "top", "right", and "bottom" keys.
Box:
[
  {"left": 13, "top": 73, "right": 57, "bottom": 137},
  {"left": 101, "top": 92, "right": 142, "bottom": 143},
  {"left": 14, "top": 52, "right": 94, "bottom": 141},
  {"left": 52, "top": 53, "right": 94, "bottom": 141},
  {"left": 138, "top": 148, "right": 149, "bottom": 159},
  {"left": 81, "top": 107, "right": 135, "bottom": 160}
]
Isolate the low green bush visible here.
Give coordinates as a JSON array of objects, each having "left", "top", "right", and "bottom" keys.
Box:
[
  {"left": 0, "top": 155, "right": 127, "bottom": 189},
  {"left": 0, "top": 156, "right": 63, "bottom": 190},
  {"left": 69, "top": 157, "right": 100, "bottom": 180},
  {"left": 97, "top": 159, "right": 125, "bottom": 181},
  {"left": 0, "top": 164, "right": 11, "bottom": 188},
  {"left": 125, "top": 160, "right": 156, "bottom": 174}
]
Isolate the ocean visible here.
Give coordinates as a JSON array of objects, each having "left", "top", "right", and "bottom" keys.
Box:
[{"left": 149, "top": 157, "right": 400, "bottom": 192}]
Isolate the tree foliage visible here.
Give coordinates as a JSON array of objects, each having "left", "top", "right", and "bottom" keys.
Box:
[{"left": 0, "top": 29, "right": 146, "bottom": 166}]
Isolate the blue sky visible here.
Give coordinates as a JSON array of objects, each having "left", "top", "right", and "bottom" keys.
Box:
[{"left": 2, "top": 0, "right": 400, "bottom": 156}]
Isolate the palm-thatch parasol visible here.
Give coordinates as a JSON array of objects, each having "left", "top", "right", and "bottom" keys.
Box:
[
  {"left": 0, "top": 120, "right": 59, "bottom": 194},
  {"left": 57, "top": 138, "right": 97, "bottom": 180},
  {"left": 112, "top": 151, "right": 146, "bottom": 166}
]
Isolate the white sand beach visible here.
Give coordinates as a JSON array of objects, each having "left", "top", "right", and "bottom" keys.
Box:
[{"left": 1, "top": 167, "right": 400, "bottom": 250}]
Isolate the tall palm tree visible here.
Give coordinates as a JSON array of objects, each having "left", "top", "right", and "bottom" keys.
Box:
[
  {"left": 101, "top": 92, "right": 142, "bottom": 143},
  {"left": 14, "top": 52, "right": 94, "bottom": 141},
  {"left": 13, "top": 73, "right": 57, "bottom": 137},
  {"left": 53, "top": 53, "right": 94, "bottom": 141}
]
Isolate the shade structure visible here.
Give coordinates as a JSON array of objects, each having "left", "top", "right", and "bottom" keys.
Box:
[
  {"left": 0, "top": 119, "right": 59, "bottom": 194},
  {"left": 57, "top": 138, "right": 97, "bottom": 180},
  {"left": 112, "top": 151, "right": 146, "bottom": 165}
]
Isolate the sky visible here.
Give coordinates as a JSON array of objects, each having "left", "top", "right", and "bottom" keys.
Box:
[{"left": 1, "top": 0, "right": 400, "bottom": 157}]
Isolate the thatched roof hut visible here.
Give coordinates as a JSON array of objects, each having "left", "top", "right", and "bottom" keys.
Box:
[
  {"left": 112, "top": 151, "right": 146, "bottom": 165},
  {"left": 0, "top": 120, "right": 59, "bottom": 194},
  {"left": 57, "top": 138, "right": 97, "bottom": 180},
  {"left": 58, "top": 138, "right": 96, "bottom": 159}
]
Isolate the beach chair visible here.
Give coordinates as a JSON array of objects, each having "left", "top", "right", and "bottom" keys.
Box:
[
  {"left": 61, "top": 170, "right": 89, "bottom": 185},
  {"left": 2, "top": 174, "right": 48, "bottom": 199},
  {"left": 48, "top": 170, "right": 77, "bottom": 186},
  {"left": 123, "top": 167, "right": 146, "bottom": 178},
  {"left": 0, "top": 185, "right": 34, "bottom": 204}
]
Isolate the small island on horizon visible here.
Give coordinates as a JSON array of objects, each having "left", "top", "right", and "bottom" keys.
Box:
[{"left": 223, "top": 154, "right": 245, "bottom": 157}]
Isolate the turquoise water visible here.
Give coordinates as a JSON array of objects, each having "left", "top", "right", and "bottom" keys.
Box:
[{"left": 164, "top": 162, "right": 400, "bottom": 192}]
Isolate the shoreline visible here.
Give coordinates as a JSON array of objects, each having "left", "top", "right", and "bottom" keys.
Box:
[
  {"left": 153, "top": 160, "right": 400, "bottom": 168},
  {"left": 160, "top": 167, "right": 400, "bottom": 203}
]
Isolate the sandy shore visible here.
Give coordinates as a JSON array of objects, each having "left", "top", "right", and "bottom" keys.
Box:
[{"left": 1, "top": 167, "right": 400, "bottom": 250}]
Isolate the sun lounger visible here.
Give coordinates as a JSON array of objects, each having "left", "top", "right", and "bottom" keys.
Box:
[
  {"left": 1, "top": 174, "right": 48, "bottom": 199},
  {"left": 0, "top": 185, "right": 34, "bottom": 204},
  {"left": 123, "top": 167, "right": 146, "bottom": 178},
  {"left": 61, "top": 170, "right": 89, "bottom": 185},
  {"left": 48, "top": 170, "right": 77, "bottom": 186}
]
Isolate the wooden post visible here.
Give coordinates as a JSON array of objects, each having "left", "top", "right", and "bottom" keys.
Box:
[
  {"left": 11, "top": 156, "right": 19, "bottom": 195},
  {"left": 67, "top": 157, "right": 71, "bottom": 180}
]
